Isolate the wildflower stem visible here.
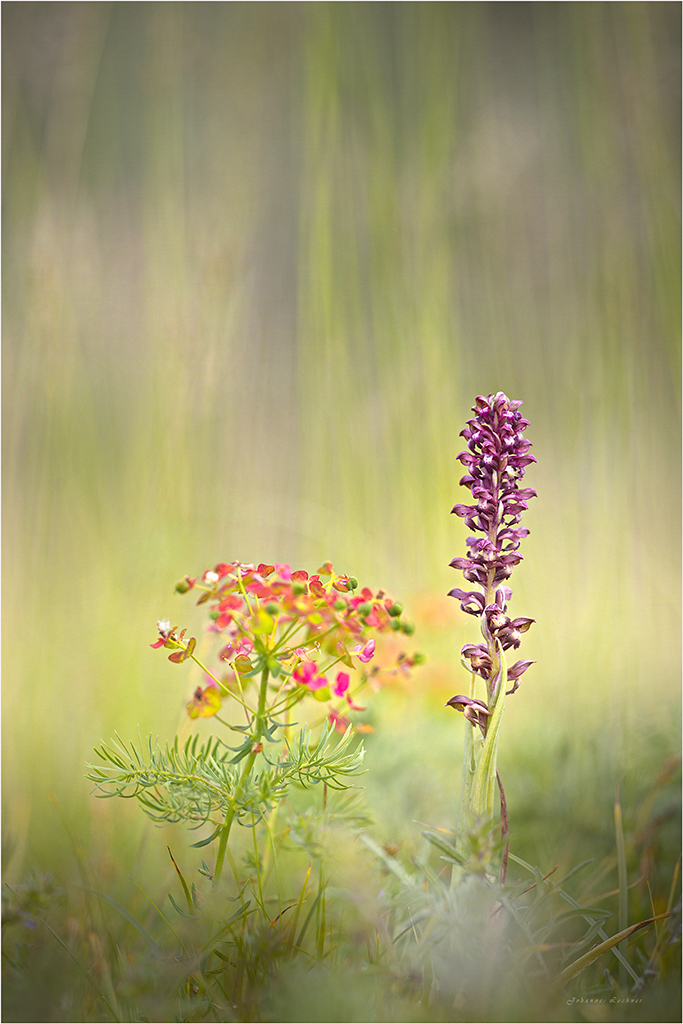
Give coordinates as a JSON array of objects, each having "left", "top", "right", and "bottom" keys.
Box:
[
  {"left": 212, "top": 664, "right": 271, "bottom": 890},
  {"left": 261, "top": 803, "right": 283, "bottom": 915},
  {"left": 458, "top": 670, "right": 477, "bottom": 836},
  {"left": 188, "top": 651, "right": 257, "bottom": 715},
  {"left": 452, "top": 670, "right": 478, "bottom": 889},
  {"left": 470, "top": 643, "right": 507, "bottom": 820}
]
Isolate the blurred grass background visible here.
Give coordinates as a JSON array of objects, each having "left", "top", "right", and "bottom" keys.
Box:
[{"left": 2, "top": 1, "right": 680, "bottom": 893}]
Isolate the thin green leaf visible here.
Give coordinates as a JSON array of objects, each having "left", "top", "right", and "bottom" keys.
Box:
[
  {"left": 422, "top": 829, "right": 465, "bottom": 865},
  {"left": 507, "top": 852, "right": 642, "bottom": 984},
  {"left": 470, "top": 644, "right": 506, "bottom": 818},
  {"left": 78, "top": 886, "right": 163, "bottom": 957},
  {"left": 555, "top": 913, "right": 669, "bottom": 988},
  {"left": 168, "top": 847, "right": 193, "bottom": 914},
  {"left": 168, "top": 892, "right": 198, "bottom": 919},
  {"left": 37, "top": 916, "right": 121, "bottom": 1022},
  {"left": 614, "top": 775, "right": 629, "bottom": 992},
  {"left": 190, "top": 826, "right": 221, "bottom": 848}
]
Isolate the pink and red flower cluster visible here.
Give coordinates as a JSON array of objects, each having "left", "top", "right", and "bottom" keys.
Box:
[
  {"left": 153, "top": 561, "right": 418, "bottom": 732},
  {"left": 195, "top": 562, "right": 405, "bottom": 646}
]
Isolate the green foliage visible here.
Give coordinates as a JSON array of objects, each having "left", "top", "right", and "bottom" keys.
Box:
[
  {"left": 87, "top": 723, "right": 365, "bottom": 839},
  {"left": 87, "top": 733, "right": 245, "bottom": 827},
  {"left": 362, "top": 832, "right": 680, "bottom": 1022},
  {"left": 4, "top": 753, "right": 681, "bottom": 1023},
  {"left": 278, "top": 722, "right": 365, "bottom": 789}
]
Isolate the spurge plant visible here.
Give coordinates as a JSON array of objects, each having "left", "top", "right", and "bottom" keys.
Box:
[{"left": 88, "top": 561, "right": 420, "bottom": 888}]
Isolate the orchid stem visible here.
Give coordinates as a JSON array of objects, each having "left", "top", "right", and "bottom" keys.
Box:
[
  {"left": 471, "top": 643, "right": 507, "bottom": 820},
  {"left": 458, "top": 670, "right": 477, "bottom": 834}
]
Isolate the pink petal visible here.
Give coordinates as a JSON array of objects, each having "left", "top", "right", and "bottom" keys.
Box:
[
  {"left": 357, "top": 639, "right": 376, "bottom": 663},
  {"left": 333, "top": 671, "right": 350, "bottom": 697}
]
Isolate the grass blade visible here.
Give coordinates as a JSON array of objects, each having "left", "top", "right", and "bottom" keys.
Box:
[
  {"left": 554, "top": 913, "right": 670, "bottom": 988},
  {"left": 79, "top": 885, "right": 163, "bottom": 957},
  {"left": 614, "top": 776, "right": 629, "bottom": 991}
]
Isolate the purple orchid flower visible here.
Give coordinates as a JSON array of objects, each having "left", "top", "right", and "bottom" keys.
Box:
[{"left": 447, "top": 392, "right": 536, "bottom": 714}]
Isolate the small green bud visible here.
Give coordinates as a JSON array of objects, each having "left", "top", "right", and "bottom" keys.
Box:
[
  {"left": 358, "top": 602, "right": 372, "bottom": 616},
  {"left": 333, "top": 599, "right": 346, "bottom": 611},
  {"left": 401, "top": 621, "right": 415, "bottom": 635},
  {"left": 252, "top": 610, "right": 274, "bottom": 635},
  {"left": 387, "top": 602, "right": 402, "bottom": 617},
  {"left": 348, "top": 577, "right": 358, "bottom": 590},
  {"left": 292, "top": 582, "right": 307, "bottom": 596},
  {"left": 234, "top": 654, "right": 252, "bottom": 675},
  {"left": 265, "top": 602, "right": 280, "bottom": 616}
]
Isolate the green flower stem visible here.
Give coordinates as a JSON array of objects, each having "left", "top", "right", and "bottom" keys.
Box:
[
  {"left": 458, "top": 552, "right": 505, "bottom": 828},
  {"left": 188, "top": 651, "right": 257, "bottom": 715},
  {"left": 270, "top": 616, "right": 309, "bottom": 651},
  {"left": 458, "top": 669, "right": 477, "bottom": 837},
  {"left": 212, "top": 664, "right": 271, "bottom": 889},
  {"left": 452, "top": 669, "right": 479, "bottom": 890},
  {"left": 470, "top": 642, "right": 507, "bottom": 820},
  {"left": 261, "top": 803, "right": 284, "bottom": 915}
]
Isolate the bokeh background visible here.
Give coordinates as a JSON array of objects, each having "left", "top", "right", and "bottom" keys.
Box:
[{"left": 3, "top": 2, "right": 680, "bottom": 889}]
